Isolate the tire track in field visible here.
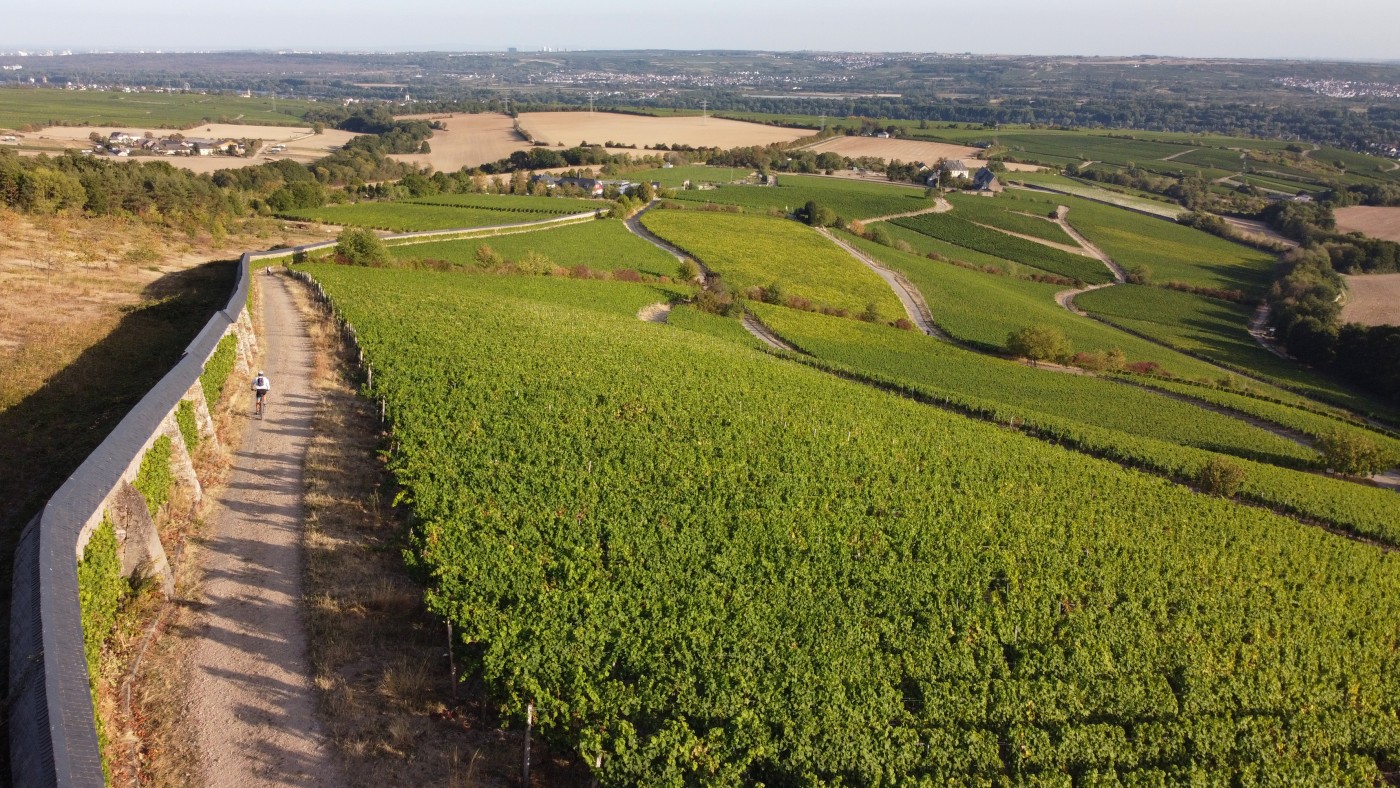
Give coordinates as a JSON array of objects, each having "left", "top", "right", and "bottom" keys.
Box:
[{"left": 741, "top": 310, "right": 799, "bottom": 351}]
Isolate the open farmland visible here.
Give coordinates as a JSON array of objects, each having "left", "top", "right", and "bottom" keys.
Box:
[
  {"left": 1342, "top": 273, "right": 1400, "bottom": 326},
  {"left": 641, "top": 210, "right": 903, "bottom": 317},
  {"left": 0, "top": 86, "right": 314, "bottom": 130},
  {"left": 387, "top": 112, "right": 532, "bottom": 171},
  {"left": 518, "top": 111, "right": 810, "bottom": 149},
  {"left": 300, "top": 263, "right": 1400, "bottom": 785},
  {"left": 1335, "top": 205, "right": 1400, "bottom": 242}
]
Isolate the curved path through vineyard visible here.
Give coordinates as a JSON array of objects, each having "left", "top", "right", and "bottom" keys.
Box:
[
  {"left": 816, "top": 227, "right": 946, "bottom": 339},
  {"left": 186, "top": 274, "right": 339, "bottom": 788}
]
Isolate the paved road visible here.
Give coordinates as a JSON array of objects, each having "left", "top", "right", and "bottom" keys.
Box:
[{"left": 186, "top": 274, "right": 338, "bottom": 788}]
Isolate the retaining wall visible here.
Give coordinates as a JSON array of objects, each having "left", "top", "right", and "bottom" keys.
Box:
[{"left": 8, "top": 218, "right": 567, "bottom": 786}]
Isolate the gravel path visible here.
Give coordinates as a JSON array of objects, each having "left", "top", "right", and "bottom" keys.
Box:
[
  {"left": 186, "top": 274, "right": 339, "bottom": 788},
  {"left": 816, "top": 227, "right": 947, "bottom": 339}
]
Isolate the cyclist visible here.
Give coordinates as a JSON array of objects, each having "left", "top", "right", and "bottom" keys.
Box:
[{"left": 252, "top": 371, "right": 271, "bottom": 417}]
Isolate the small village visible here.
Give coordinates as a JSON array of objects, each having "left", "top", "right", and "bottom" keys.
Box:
[{"left": 88, "top": 129, "right": 272, "bottom": 158}]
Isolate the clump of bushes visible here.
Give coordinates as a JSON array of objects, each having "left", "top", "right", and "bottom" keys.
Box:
[{"left": 1195, "top": 456, "right": 1246, "bottom": 497}]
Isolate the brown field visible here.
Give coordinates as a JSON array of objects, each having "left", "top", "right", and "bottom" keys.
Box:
[
  {"left": 1335, "top": 206, "right": 1400, "bottom": 243},
  {"left": 388, "top": 112, "right": 531, "bottom": 171},
  {"left": 1342, "top": 273, "right": 1400, "bottom": 326},
  {"left": 15, "top": 123, "right": 359, "bottom": 172},
  {"left": 803, "top": 136, "right": 1045, "bottom": 172},
  {"left": 518, "top": 111, "right": 809, "bottom": 150}
]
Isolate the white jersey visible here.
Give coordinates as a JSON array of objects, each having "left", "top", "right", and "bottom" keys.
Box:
[{"left": 252, "top": 376, "right": 271, "bottom": 392}]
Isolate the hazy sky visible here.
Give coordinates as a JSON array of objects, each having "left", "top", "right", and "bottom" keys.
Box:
[{"left": 5, "top": 0, "right": 1399, "bottom": 61}]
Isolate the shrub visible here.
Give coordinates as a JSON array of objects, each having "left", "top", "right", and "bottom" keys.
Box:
[
  {"left": 1123, "top": 361, "right": 1165, "bottom": 376},
  {"left": 1195, "top": 456, "right": 1246, "bottom": 497},
  {"left": 1316, "top": 429, "right": 1395, "bottom": 476},
  {"left": 515, "top": 250, "right": 555, "bottom": 276},
  {"left": 134, "top": 435, "right": 174, "bottom": 518},
  {"left": 175, "top": 399, "right": 200, "bottom": 451},
  {"left": 784, "top": 295, "right": 813, "bottom": 311},
  {"left": 78, "top": 515, "right": 127, "bottom": 782},
  {"left": 761, "top": 282, "right": 785, "bottom": 305},
  {"left": 201, "top": 334, "right": 238, "bottom": 411},
  {"left": 860, "top": 302, "right": 882, "bottom": 323},
  {"left": 1006, "top": 325, "right": 1071, "bottom": 364},
  {"left": 613, "top": 268, "right": 642, "bottom": 283},
  {"left": 570, "top": 265, "right": 596, "bottom": 279},
  {"left": 678, "top": 259, "right": 701, "bottom": 283},
  {"left": 1071, "top": 348, "right": 1126, "bottom": 372},
  {"left": 893, "top": 317, "right": 916, "bottom": 331},
  {"left": 335, "top": 227, "right": 391, "bottom": 267},
  {"left": 475, "top": 243, "right": 503, "bottom": 267}
]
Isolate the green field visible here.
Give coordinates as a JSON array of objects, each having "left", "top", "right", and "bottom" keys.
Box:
[
  {"left": 671, "top": 173, "right": 934, "bottom": 221},
  {"left": 282, "top": 201, "right": 596, "bottom": 232},
  {"left": 390, "top": 219, "right": 681, "bottom": 277},
  {"left": 1057, "top": 195, "right": 1277, "bottom": 294},
  {"left": 753, "top": 303, "right": 1399, "bottom": 542},
  {"left": 0, "top": 86, "right": 314, "bottom": 129},
  {"left": 641, "top": 210, "right": 903, "bottom": 317},
  {"left": 944, "top": 191, "right": 1077, "bottom": 245},
  {"left": 1077, "top": 285, "right": 1400, "bottom": 421},
  {"left": 840, "top": 232, "right": 1229, "bottom": 378},
  {"left": 305, "top": 263, "right": 1400, "bottom": 785},
  {"left": 875, "top": 222, "right": 1026, "bottom": 275},
  {"left": 627, "top": 165, "right": 754, "bottom": 188},
  {"left": 891, "top": 211, "right": 1114, "bottom": 284},
  {"left": 1007, "top": 173, "right": 1185, "bottom": 218},
  {"left": 405, "top": 193, "right": 603, "bottom": 213},
  {"left": 756, "top": 305, "right": 1317, "bottom": 468}
]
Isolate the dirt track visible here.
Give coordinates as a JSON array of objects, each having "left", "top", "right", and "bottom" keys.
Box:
[{"left": 186, "top": 274, "right": 338, "bottom": 787}]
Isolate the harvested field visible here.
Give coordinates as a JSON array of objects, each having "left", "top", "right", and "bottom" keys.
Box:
[
  {"left": 1342, "top": 273, "right": 1400, "bottom": 326},
  {"left": 388, "top": 112, "right": 531, "bottom": 171},
  {"left": 1335, "top": 206, "right": 1400, "bottom": 243},
  {"left": 518, "top": 111, "right": 809, "bottom": 150},
  {"left": 804, "top": 136, "right": 1045, "bottom": 172}
]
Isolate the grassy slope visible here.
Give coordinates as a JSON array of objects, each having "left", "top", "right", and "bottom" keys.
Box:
[
  {"left": 390, "top": 219, "right": 681, "bottom": 276},
  {"left": 641, "top": 210, "right": 903, "bottom": 317}
]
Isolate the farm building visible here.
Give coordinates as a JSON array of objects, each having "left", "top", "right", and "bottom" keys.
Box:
[{"left": 973, "top": 167, "right": 1002, "bottom": 192}]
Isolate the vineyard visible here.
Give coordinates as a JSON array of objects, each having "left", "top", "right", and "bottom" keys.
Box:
[
  {"left": 389, "top": 219, "right": 681, "bottom": 277},
  {"left": 640, "top": 209, "right": 904, "bottom": 317},
  {"left": 944, "top": 191, "right": 1078, "bottom": 246},
  {"left": 669, "top": 173, "right": 936, "bottom": 221},
  {"left": 402, "top": 193, "right": 604, "bottom": 213},
  {"left": 1076, "top": 285, "right": 1400, "bottom": 420},
  {"left": 1056, "top": 195, "right": 1276, "bottom": 294},
  {"left": 891, "top": 211, "right": 1114, "bottom": 284},
  {"left": 281, "top": 200, "right": 596, "bottom": 231},
  {"left": 304, "top": 264, "right": 1400, "bottom": 785},
  {"left": 837, "top": 233, "right": 1226, "bottom": 378}
]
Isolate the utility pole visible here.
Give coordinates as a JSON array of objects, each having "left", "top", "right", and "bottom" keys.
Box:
[
  {"left": 701, "top": 99, "right": 707, "bottom": 124},
  {"left": 820, "top": 111, "right": 826, "bottom": 133},
  {"left": 588, "top": 94, "right": 594, "bottom": 114}
]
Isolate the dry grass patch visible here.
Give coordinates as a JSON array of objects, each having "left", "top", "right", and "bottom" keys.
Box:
[
  {"left": 519, "top": 110, "right": 809, "bottom": 149},
  {"left": 288, "top": 276, "right": 584, "bottom": 787},
  {"left": 1335, "top": 205, "right": 1400, "bottom": 243},
  {"left": 1341, "top": 272, "right": 1400, "bottom": 327}
]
